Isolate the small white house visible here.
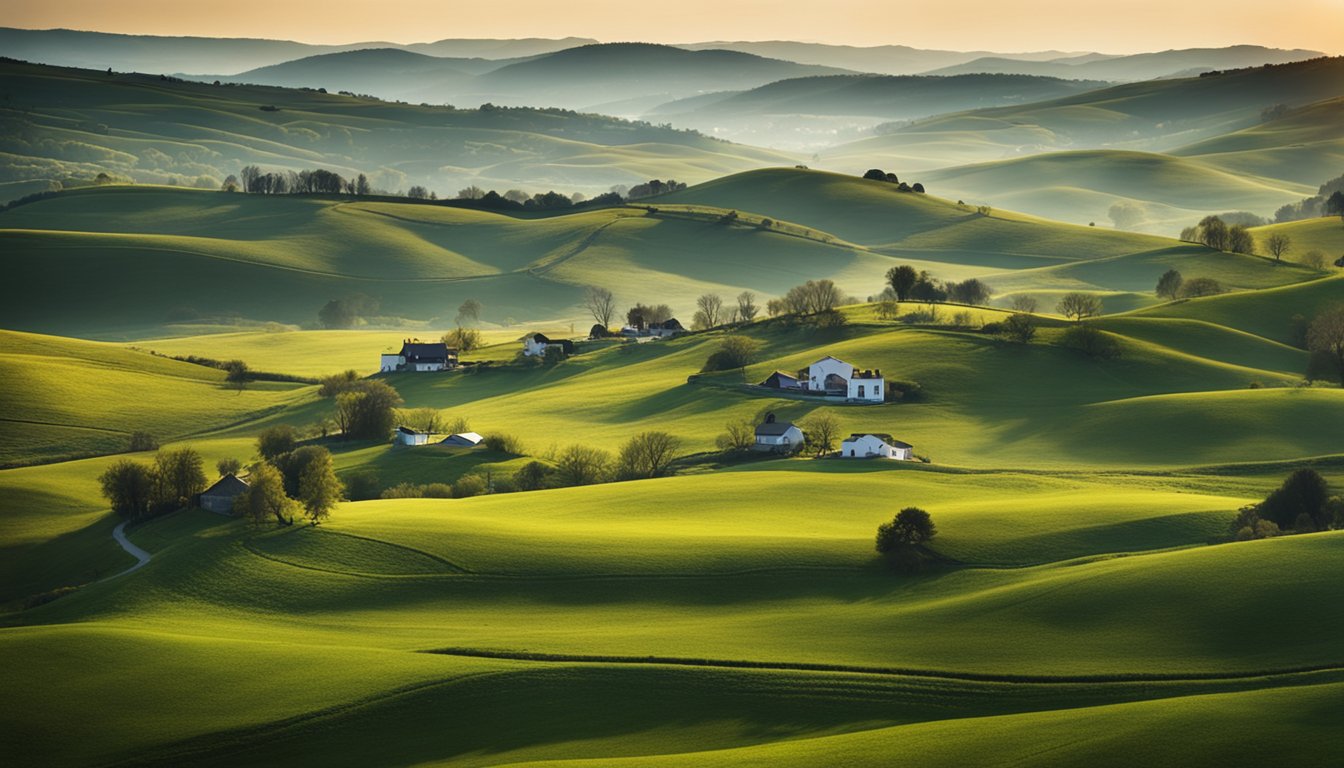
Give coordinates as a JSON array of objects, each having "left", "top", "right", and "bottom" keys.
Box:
[
  {"left": 522, "top": 333, "right": 576, "bottom": 358},
  {"left": 753, "top": 414, "right": 804, "bottom": 453},
  {"left": 395, "top": 426, "right": 430, "bottom": 446},
  {"left": 804, "top": 355, "right": 854, "bottom": 393},
  {"left": 847, "top": 370, "right": 884, "bottom": 403},
  {"left": 380, "top": 341, "right": 457, "bottom": 372},
  {"left": 840, "top": 433, "right": 913, "bottom": 460},
  {"left": 441, "top": 432, "right": 484, "bottom": 448}
]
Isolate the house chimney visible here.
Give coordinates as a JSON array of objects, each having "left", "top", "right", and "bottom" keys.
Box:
[{"left": 765, "top": 412, "right": 776, "bottom": 423}]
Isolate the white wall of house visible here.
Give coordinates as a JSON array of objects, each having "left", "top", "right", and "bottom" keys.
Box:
[
  {"left": 411, "top": 361, "right": 445, "bottom": 372},
  {"left": 754, "top": 425, "right": 804, "bottom": 450},
  {"left": 807, "top": 356, "right": 855, "bottom": 391},
  {"left": 522, "top": 336, "right": 549, "bottom": 357},
  {"left": 841, "top": 434, "right": 912, "bottom": 460},
  {"left": 395, "top": 431, "right": 430, "bottom": 446},
  {"left": 848, "top": 377, "right": 884, "bottom": 402},
  {"left": 380, "top": 354, "right": 404, "bottom": 372}
]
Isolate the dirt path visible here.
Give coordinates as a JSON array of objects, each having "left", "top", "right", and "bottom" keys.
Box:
[{"left": 108, "top": 521, "right": 151, "bottom": 579}]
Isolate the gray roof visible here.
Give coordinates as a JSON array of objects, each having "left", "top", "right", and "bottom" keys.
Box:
[
  {"left": 756, "top": 421, "right": 800, "bottom": 436},
  {"left": 400, "top": 342, "right": 451, "bottom": 361},
  {"left": 202, "top": 473, "right": 249, "bottom": 497}
]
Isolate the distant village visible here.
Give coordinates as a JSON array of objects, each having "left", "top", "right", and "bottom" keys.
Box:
[{"left": 372, "top": 331, "right": 915, "bottom": 463}]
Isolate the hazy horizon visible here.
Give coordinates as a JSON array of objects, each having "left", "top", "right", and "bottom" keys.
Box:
[{"left": 3, "top": 0, "right": 1341, "bottom": 55}]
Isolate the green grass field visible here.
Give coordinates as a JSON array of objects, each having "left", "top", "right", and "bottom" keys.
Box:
[{"left": 2, "top": 155, "right": 1341, "bottom": 765}]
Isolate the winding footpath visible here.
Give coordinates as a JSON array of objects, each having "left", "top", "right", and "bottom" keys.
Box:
[{"left": 108, "top": 521, "right": 152, "bottom": 579}]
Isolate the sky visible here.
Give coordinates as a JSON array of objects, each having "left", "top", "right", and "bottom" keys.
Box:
[{"left": 3, "top": 0, "right": 1342, "bottom": 54}]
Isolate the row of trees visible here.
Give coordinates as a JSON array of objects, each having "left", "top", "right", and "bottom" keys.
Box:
[
  {"left": 237, "top": 165, "right": 371, "bottom": 196},
  {"left": 884, "top": 265, "right": 992, "bottom": 306},
  {"left": 242, "top": 426, "right": 343, "bottom": 526},
  {"left": 99, "top": 448, "right": 211, "bottom": 521},
  {"left": 1155, "top": 269, "right": 1223, "bottom": 299},
  {"left": 861, "top": 169, "right": 926, "bottom": 194},
  {"left": 1180, "top": 215, "right": 1310, "bottom": 263},
  {"left": 509, "top": 432, "right": 683, "bottom": 491}
]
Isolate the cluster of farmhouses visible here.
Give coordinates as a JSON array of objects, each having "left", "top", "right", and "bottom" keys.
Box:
[{"left": 377, "top": 338, "right": 912, "bottom": 460}]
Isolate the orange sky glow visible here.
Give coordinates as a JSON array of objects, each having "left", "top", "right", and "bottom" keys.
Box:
[{"left": 3, "top": 0, "right": 1341, "bottom": 54}]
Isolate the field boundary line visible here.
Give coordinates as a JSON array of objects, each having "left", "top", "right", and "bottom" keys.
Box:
[{"left": 421, "top": 647, "right": 1344, "bottom": 685}]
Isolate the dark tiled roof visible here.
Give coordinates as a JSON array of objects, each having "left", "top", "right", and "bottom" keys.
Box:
[
  {"left": 756, "top": 421, "right": 800, "bottom": 436},
  {"left": 400, "top": 342, "right": 450, "bottom": 360},
  {"left": 202, "top": 474, "right": 249, "bottom": 497}
]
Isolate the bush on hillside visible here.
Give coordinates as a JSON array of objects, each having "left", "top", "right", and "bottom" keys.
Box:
[
  {"left": 334, "top": 380, "right": 403, "bottom": 440},
  {"left": 483, "top": 433, "right": 524, "bottom": 455},
  {"left": 1231, "top": 505, "right": 1280, "bottom": 541},
  {"left": 453, "top": 474, "right": 488, "bottom": 498},
  {"left": 616, "top": 431, "right": 682, "bottom": 480},
  {"left": 1155, "top": 269, "right": 1183, "bottom": 299},
  {"left": 701, "top": 335, "right": 760, "bottom": 372},
  {"left": 715, "top": 419, "right": 757, "bottom": 452},
  {"left": 1256, "top": 469, "right": 1332, "bottom": 532},
  {"left": 318, "top": 370, "right": 361, "bottom": 398},
  {"left": 343, "top": 470, "right": 381, "bottom": 501},
  {"left": 513, "top": 460, "right": 554, "bottom": 491},
  {"left": 1060, "top": 324, "right": 1121, "bottom": 359},
  {"left": 99, "top": 459, "right": 157, "bottom": 520},
  {"left": 999, "top": 313, "right": 1037, "bottom": 343},
  {"left": 876, "top": 507, "right": 938, "bottom": 572},
  {"left": 1177, "top": 277, "right": 1223, "bottom": 298},
  {"left": 257, "top": 425, "right": 299, "bottom": 462},
  {"left": 216, "top": 458, "right": 243, "bottom": 477},
  {"left": 553, "top": 444, "right": 612, "bottom": 486},
  {"left": 1307, "top": 305, "right": 1344, "bottom": 385},
  {"left": 127, "top": 431, "right": 158, "bottom": 452}
]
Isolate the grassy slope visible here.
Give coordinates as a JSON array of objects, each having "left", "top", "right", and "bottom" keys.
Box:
[
  {"left": 1247, "top": 217, "right": 1344, "bottom": 263},
  {"left": 0, "top": 58, "right": 793, "bottom": 193},
  {"left": 1172, "top": 97, "right": 1344, "bottom": 186},
  {"left": 0, "top": 330, "right": 309, "bottom": 465},
  {"left": 1136, "top": 271, "right": 1344, "bottom": 343}
]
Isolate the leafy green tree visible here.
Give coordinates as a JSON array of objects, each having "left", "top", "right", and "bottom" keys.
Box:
[
  {"left": 257, "top": 424, "right": 299, "bottom": 462},
  {"left": 442, "top": 326, "right": 482, "bottom": 353},
  {"left": 216, "top": 458, "right": 243, "bottom": 477},
  {"left": 513, "top": 461, "right": 554, "bottom": 491},
  {"left": 702, "top": 335, "right": 760, "bottom": 372},
  {"left": 99, "top": 460, "right": 156, "bottom": 519},
  {"left": 455, "top": 298, "right": 483, "bottom": 326},
  {"left": 223, "top": 359, "right": 249, "bottom": 391},
  {"left": 886, "top": 265, "right": 918, "bottom": 301},
  {"left": 236, "top": 462, "right": 295, "bottom": 526},
  {"left": 297, "top": 447, "right": 342, "bottom": 525},
  {"left": 1306, "top": 305, "right": 1344, "bottom": 384},
  {"left": 1197, "top": 215, "right": 1229, "bottom": 250},
  {"left": 453, "top": 474, "right": 488, "bottom": 498},
  {"left": 335, "top": 380, "right": 403, "bottom": 440},
  {"left": 1257, "top": 469, "right": 1331, "bottom": 531},
  {"left": 1156, "top": 269, "right": 1183, "bottom": 299},
  {"left": 154, "top": 447, "right": 207, "bottom": 508},
  {"left": 876, "top": 507, "right": 937, "bottom": 552},
  {"left": 1177, "top": 277, "right": 1223, "bottom": 298},
  {"left": 1227, "top": 224, "right": 1254, "bottom": 254}
]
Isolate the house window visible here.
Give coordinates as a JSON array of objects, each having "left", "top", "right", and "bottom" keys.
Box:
[
  {"left": 858, "top": 385, "right": 865, "bottom": 397},
  {"left": 849, "top": 449, "right": 855, "bottom": 456}
]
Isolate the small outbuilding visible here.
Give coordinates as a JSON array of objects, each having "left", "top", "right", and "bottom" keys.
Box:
[
  {"left": 840, "top": 433, "right": 913, "bottom": 460},
  {"left": 760, "top": 371, "right": 802, "bottom": 390},
  {"left": 200, "top": 474, "right": 249, "bottom": 515},
  {"left": 523, "top": 333, "right": 576, "bottom": 357},
  {"left": 395, "top": 426, "right": 431, "bottom": 446},
  {"left": 441, "top": 432, "right": 484, "bottom": 448},
  {"left": 753, "top": 413, "right": 804, "bottom": 453},
  {"left": 647, "top": 318, "right": 686, "bottom": 338}
]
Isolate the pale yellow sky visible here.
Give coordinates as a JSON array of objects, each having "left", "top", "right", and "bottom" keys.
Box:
[{"left": 3, "top": 0, "right": 1342, "bottom": 53}]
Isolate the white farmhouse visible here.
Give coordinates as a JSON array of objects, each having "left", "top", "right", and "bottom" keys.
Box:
[
  {"left": 522, "top": 333, "right": 576, "bottom": 357},
  {"left": 753, "top": 413, "right": 804, "bottom": 453},
  {"left": 840, "top": 433, "right": 913, "bottom": 460},
  {"left": 380, "top": 341, "right": 457, "bottom": 372},
  {"left": 801, "top": 356, "right": 884, "bottom": 402}
]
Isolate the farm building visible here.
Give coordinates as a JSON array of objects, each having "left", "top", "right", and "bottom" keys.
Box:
[
  {"left": 523, "top": 333, "right": 576, "bottom": 357},
  {"left": 442, "top": 432, "right": 484, "bottom": 447},
  {"left": 760, "top": 371, "right": 802, "bottom": 390},
  {"left": 840, "top": 433, "right": 913, "bottom": 460},
  {"left": 380, "top": 341, "right": 457, "bottom": 373},
  {"left": 800, "top": 356, "right": 883, "bottom": 402},
  {"left": 395, "top": 426, "right": 431, "bottom": 446},
  {"left": 199, "top": 474, "right": 249, "bottom": 514},
  {"left": 647, "top": 318, "right": 686, "bottom": 338},
  {"left": 754, "top": 413, "right": 804, "bottom": 453}
]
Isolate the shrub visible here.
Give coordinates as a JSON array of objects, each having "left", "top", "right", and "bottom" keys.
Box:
[
  {"left": 453, "top": 474, "right": 488, "bottom": 498},
  {"left": 616, "top": 431, "right": 682, "bottom": 479},
  {"left": 334, "top": 380, "right": 403, "bottom": 440},
  {"left": 483, "top": 433, "right": 524, "bottom": 454},
  {"left": 1178, "top": 277, "right": 1223, "bottom": 298},
  {"left": 885, "top": 380, "right": 923, "bottom": 402},
  {"left": 701, "top": 335, "right": 760, "bottom": 372},
  {"left": 380, "top": 483, "right": 425, "bottom": 499},
  {"left": 950, "top": 310, "right": 975, "bottom": 328},
  {"left": 1257, "top": 469, "right": 1331, "bottom": 530},
  {"left": 715, "top": 420, "right": 756, "bottom": 452},
  {"left": 257, "top": 424, "right": 299, "bottom": 461},
  {"left": 1060, "top": 324, "right": 1121, "bottom": 359},
  {"left": 216, "top": 457, "right": 243, "bottom": 477},
  {"left": 127, "top": 431, "right": 158, "bottom": 452},
  {"left": 1000, "top": 313, "right": 1036, "bottom": 343},
  {"left": 343, "top": 470, "right": 381, "bottom": 501},
  {"left": 513, "top": 461, "right": 554, "bottom": 491},
  {"left": 318, "top": 370, "right": 361, "bottom": 398},
  {"left": 554, "top": 445, "right": 612, "bottom": 486}
]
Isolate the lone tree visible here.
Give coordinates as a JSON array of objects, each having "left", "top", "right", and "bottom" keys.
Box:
[
  {"left": 715, "top": 419, "right": 756, "bottom": 452},
  {"left": 223, "top": 360, "right": 249, "bottom": 392},
  {"left": 582, "top": 286, "right": 616, "bottom": 329},
  {"left": 802, "top": 412, "right": 840, "bottom": 457},
  {"left": 1009, "top": 295, "right": 1039, "bottom": 314},
  {"left": 1256, "top": 468, "right": 1332, "bottom": 531},
  {"left": 257, "top": 424, "right": 299, "bottom": 462},
  {"left": 456, "top": 298, "right": 483, "bottom": 326},
  {"left": 1155, "top": 269, "right": 1183, "bottom": 299},
  {"left": 297, "top": 447, "right": 342, "bottom": 525},
  {"left": 1107, "top": 201, "right": 1145, "bottom": 230},
  {"left": 99, "top": 460, "right": 157, "bottom": 520},
  {"left": 1265, "top": 233, "right": 1292, "bottom": 261},
  {"left": 886, "top": 265, "right": 918, "bottom": 301},
  {"left": 1056, "top": 293, "right": 1102, "bottom": 322},
  {"left": 1000, "top": 313, "right": 1037, "bottom": 343},
  {"left": 1307, "top": 305, "right": 1344, "bottom": 384},
  {"left": 735, "top": 291, "right": 759, "bottom": 323},
  {"left": 334, "top": 380, "right": 403, "bottom": 440},
  {"left": 236, "top": 462, "right": 295, "bottom": 526},
  {"left": 693, "top": 293, "right": 725, "bottom": 329},
  {"left": 702, "top": 335, "right": 759, "bottom": 372},
  {"left": 154, "top": 448, "right": 207, "bottom": 509},
  {"left": 442, "top": 326, "right": 482, "bottom": 353},
  {"left": 875, "top": 507, "right": 937, "bottom": 552},
  {"left": 617, "top": 431, "right": 682, "bottom": 479},
  {"left": 553, "top": 444, "right": 612, "bottom": 486},
  {"left": 217, "top": 457, "right": 243, "bottom": 477}
]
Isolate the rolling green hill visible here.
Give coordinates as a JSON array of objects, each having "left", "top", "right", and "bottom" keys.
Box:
[
  {"left": 922, "top": 45, "right": 1323, "bottom": 81},
  {"left": 0, "top": 58, "right": 794, "bottom": 196},
  {"left": 1136, "top": 271, "right": 1344, "bottom": 343}
]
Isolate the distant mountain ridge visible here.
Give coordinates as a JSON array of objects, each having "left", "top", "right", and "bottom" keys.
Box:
[{"left": 924, "top": 45, "right": 1323, "bottom": 81}]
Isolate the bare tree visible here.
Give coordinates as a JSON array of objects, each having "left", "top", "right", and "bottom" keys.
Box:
[
  {"left": 582, "top": 286, "right": 616, "bottom": 328},
  {"left": 1056, "top": 293, "right": 1102, "bottom": 322},
  {"left": 554, "top": 445, "right": 612, "bottom": 486},
  {"left": 715, "top": 419, "right": 756, "bottom": 452},
  {"left": 736, "top": 291, "right": 759, "bottom": 323},
  {"left": 456, "top": 299, "right": 482, "bottom": 326},
  {"left": 1265, "top": 233, "right": 1292, "bottom": 261},
  {"left": 802, "top": 412, "right": 840, "bottom": 457},
  {"left": 693, "top": 293, "right": 725, "bottom": 329},
  {"left": 617, "top": 432, "right": 682, "bottom": 479},
  {"left": 457, "top": 185, "right": 486, "bottom": 200},
  {"left": 1009, "top": 295, "right": 1039, "bottom": 314}
]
